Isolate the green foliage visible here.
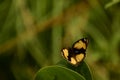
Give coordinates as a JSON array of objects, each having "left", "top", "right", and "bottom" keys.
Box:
[
  {"left": 0, "top": 0, "right": 120, "bottom": 80},
  {"left": 35, "top": 60, "right": 92, "bottom": 80},
  {"left": 57, "top": 60, "right": 92, "bottom": 80},
  {"left": 35, "top": 66, "right": 85, "bottom": 80}
]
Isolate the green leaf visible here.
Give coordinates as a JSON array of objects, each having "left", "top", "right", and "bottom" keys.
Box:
[
  {"left": 105, "top": 0, "right": 120, "bottom": 9},
  {"left": 34, "top": 66, "right": 85, "bottom": 80},
  {"left": 56, "top": 59, "right": 92, "bottom": 80}
]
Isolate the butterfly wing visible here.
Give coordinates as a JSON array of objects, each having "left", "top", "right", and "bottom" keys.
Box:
[
  {"left": 72, "top": 38, "right": 88, "bottom": 64},
  {"left": 72, "top": 38, "right": 88, "bottom": 50},
  {"left": 61, "top": 48, "right": 78, "bottom": 65},
  {"left": 61, "top": 48, "right": 69, "bottom": 60},
  {"left": 75, "top": 53, "right": 85, "bottom": 62},
  {"left": 61, "top": 38, "right": 88, "bottom": 66}
]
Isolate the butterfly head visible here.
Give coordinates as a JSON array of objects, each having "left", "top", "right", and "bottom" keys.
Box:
[{"left": 81, "top": 38, "right": 88, "bottom": 45}]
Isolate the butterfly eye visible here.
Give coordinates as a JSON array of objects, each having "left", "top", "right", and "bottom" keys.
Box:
[
  {"left": 84, "top": 38, "right": 88, "bottom": 43},
  {"left": 83, "top": 38, "right": 87, "bottom": 42},
  {"left": 84, "top": 38, "right": 86, "bottom": 41}
]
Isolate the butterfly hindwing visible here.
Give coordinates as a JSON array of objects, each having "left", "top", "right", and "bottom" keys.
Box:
[
  {"left": 61, "top": 38, "right": 88, "bottom": 66},
  {"left": 62, "top": 48, "right": 69, "bottom": 59},
  {"left": 75, "top": 53, "right": 85, "bottom": 62},
  {"left": 70, "top": 57, "right": 77, "bottom": 65},
  {"left": 61, "top": 48, "right": 77, "bottom": 65}
]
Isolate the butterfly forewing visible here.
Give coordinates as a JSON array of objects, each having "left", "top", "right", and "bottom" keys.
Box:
[{"left": 72, "top": 38, "right": 88, "bottom": 50}]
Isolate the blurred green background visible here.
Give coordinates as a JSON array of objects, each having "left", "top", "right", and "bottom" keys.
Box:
[{"left": 0, "top": 0, "right": 120, "bottom": 80}]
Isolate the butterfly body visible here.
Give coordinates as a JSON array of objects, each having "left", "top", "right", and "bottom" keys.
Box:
[{"left": 61, "top": 38, "right": 88, "bottom": 66}]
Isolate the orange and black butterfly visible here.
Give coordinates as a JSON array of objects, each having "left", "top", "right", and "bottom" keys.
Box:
[{"left": 61, "top": 38, "right": 88, "bottom": 66}]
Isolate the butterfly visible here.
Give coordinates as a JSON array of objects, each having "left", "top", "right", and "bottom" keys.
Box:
[{"left": 61, "top": 38, "right": 88, "bottom": 66}]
